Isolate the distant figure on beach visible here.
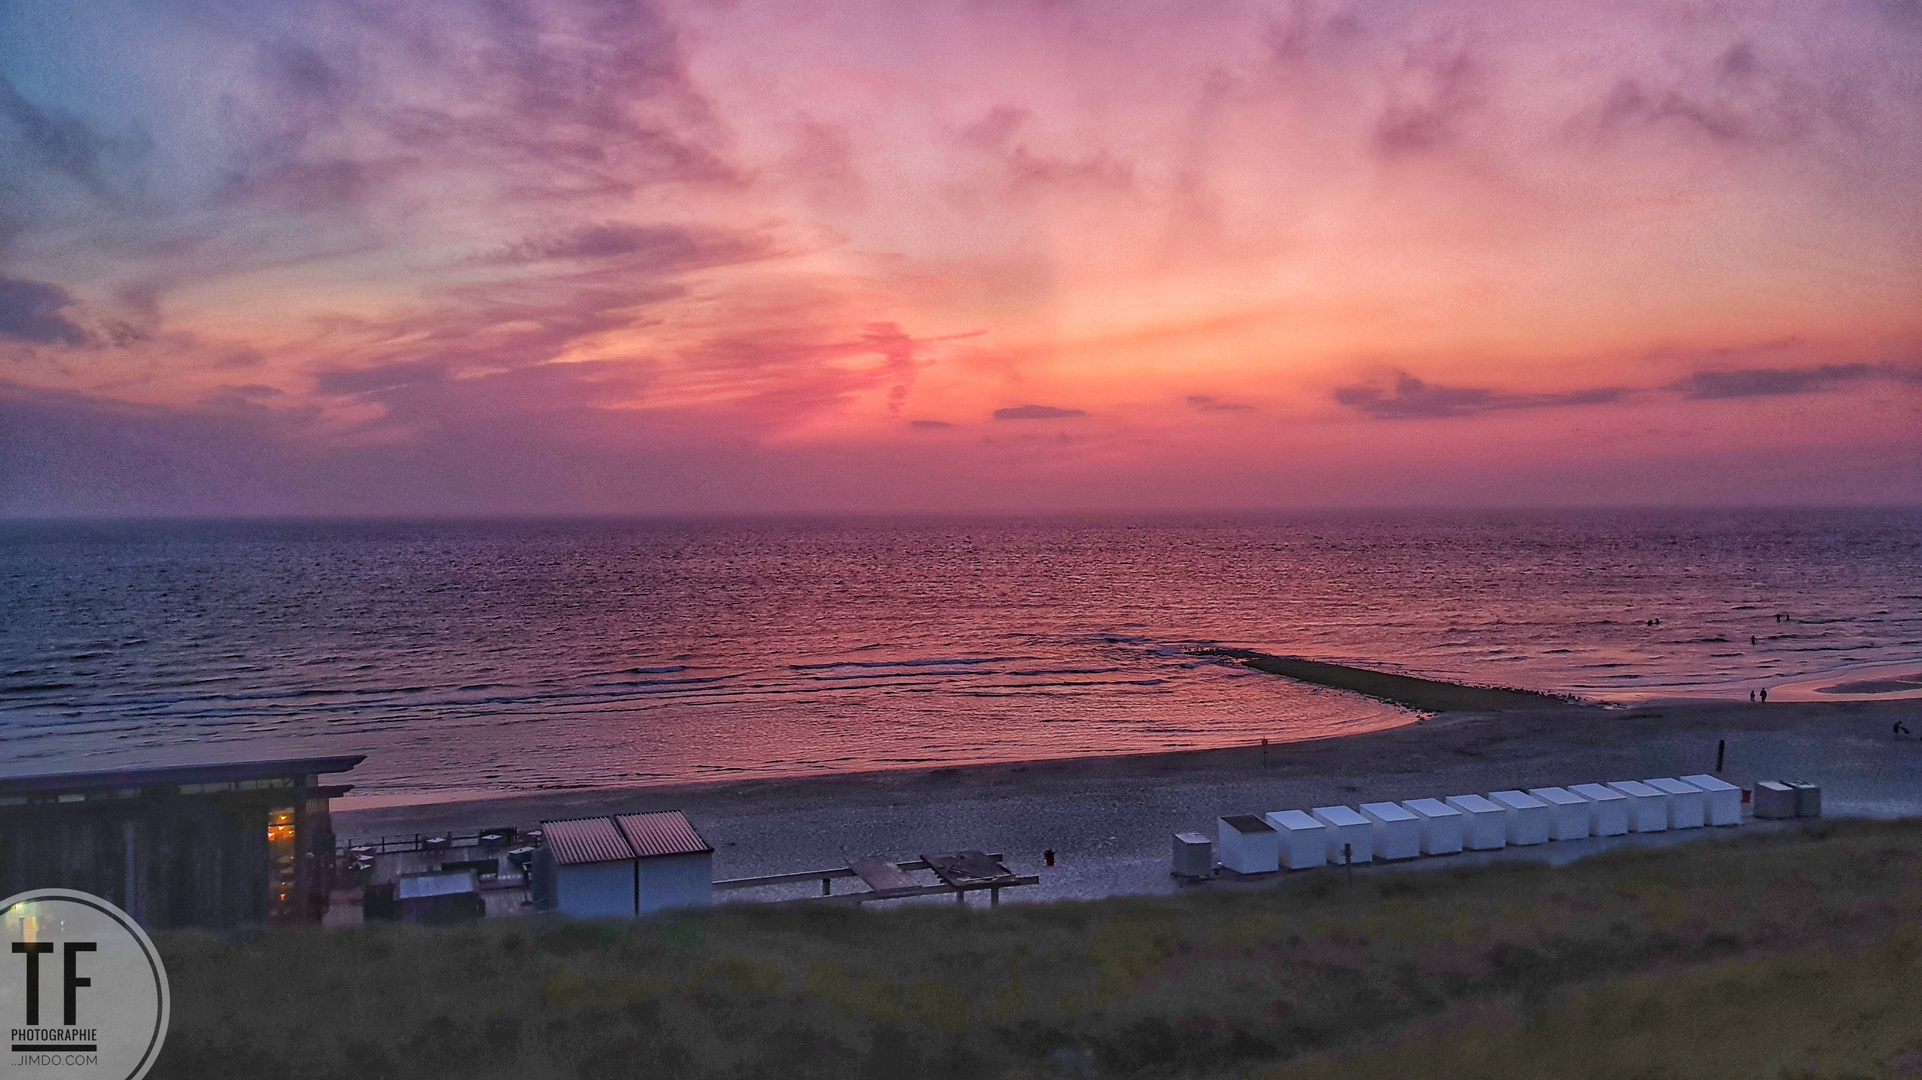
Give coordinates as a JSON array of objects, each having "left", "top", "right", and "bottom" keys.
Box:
[
  {"left": 1760, "top": 688, "right": 1768, "bottom": 703},
  {"left": 1752, "top": 635, "right": 1757, "bottom": 645},
  {"left": 1894, "top": 721, "right": 1910, "bottom": 738},
  {"left": 1749, "top": 690, "right": 1756, "bottom": 702}
]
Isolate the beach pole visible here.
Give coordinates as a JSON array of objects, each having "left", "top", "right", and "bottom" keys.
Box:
[
  {"left": 1262, "top": 738, "right": 1269, "bottom": 768},
  {"left": 1716, "top": 740, "right": 1726, "bottom": 773},
  {"left": 1343, "top": 843, "right": 1353, "bottom": 886}
]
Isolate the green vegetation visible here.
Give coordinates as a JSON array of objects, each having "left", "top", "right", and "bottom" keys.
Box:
[
  {"left": 1196, "top": 648, "right": 1572, "bottom": 712},
  {"left": 153, "top": 820, "right": 1922, "bottom": 1080}
]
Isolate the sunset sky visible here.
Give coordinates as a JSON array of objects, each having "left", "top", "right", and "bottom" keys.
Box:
[{"left": 2, "top": 0, "right": 1919, "bottom": 515}]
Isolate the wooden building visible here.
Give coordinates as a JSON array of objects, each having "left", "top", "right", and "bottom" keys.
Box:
[{"left": 0, "top": 755, "right": 363, "bottom": 929}]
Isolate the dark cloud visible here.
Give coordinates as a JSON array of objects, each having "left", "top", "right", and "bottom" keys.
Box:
[
  {"left": 1673, "top": 363, "right": 1885, "bottom": 399},
  {"left": 501, "top": 223, "right": 761, "bottom": 270},
  {"left": 994, "top": 404, "right": 1087, "bottom": 420},
  {"left": 0, "top": 276, "right": 87, "bottom": 345},
  {"left": 1376, "top": 37, "right": 1486, "bottom": 154},
  {"left": 312, "top": 359, "right": 449, "bottom": 395},
  {"left": 909, "top": 419, "right": 953, "bottom": 429},
  {"left": 1585, "top": 39, "right": 1842, "bottom": 147},
  {"left": 0, "top": 76, "right": 117, "bottom": 202},
  {"left": 1334, "top": 372, "right": 1625, "bottom": 419},
  {"left": 1187, "top": 394, "right": 1252, "bottom": 412},
  {"left": 961, "top": 104, "right": 1134, "bottom": 194},
  {"left": 229, "top": 159, "right": 389, "bottom": 213}
]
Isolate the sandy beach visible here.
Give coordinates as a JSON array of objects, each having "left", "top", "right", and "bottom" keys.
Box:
[{"left": 335, "top": 683, "right": 1922, "bottom": 905}]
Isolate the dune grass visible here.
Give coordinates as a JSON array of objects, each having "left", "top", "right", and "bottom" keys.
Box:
[
  {"left": 1262, "top": 939, "right": 1922, "bottom": 1080},
  {"left": 150, "top": 819, "right": 1922, "bottom": 1079}
]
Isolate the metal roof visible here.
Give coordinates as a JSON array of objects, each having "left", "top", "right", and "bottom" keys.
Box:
[
  {"left": 0, "top": 755, "right": 366, "bottom": 795},
  {"left": 542, "top": 816, "right": 637, "bottom": 866},
  {"left": 615, "top": 812, "right": 711, "bottom": 858},
  {"left": 396, "top": 869, "right": 479, "bottom": 900}
]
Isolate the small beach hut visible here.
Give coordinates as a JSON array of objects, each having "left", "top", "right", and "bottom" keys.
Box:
[
  {"left": 537, "top": 811, "right": 714, "bottom": 917},
  {"left": 1680, "top": 774, "right": 1743, "bottom": 825},
  {"left": 1401, "top": 798, "right": 1464, "bottom": 855},
  {"left": 1262, "top": 810, "right": 1328, "bottom": 869},
  {"left": 395, "top": 869, "right": 483, "bottom": 924},
  {"left": 1752, "top": 780, "right": 1797, "bottom": 819},
  {"left": 1605, "top": 780, "right": 1670, "bottom": 832},
  {"left": 1568, "top": 783, "right": 1631, "bottom": 836},
  {"left": 1311, "top": 805, "right": 1374, "bottom": 864},
  {"left": 1488, "top": 790, "right": 1551, "bottom": 846},
  {"left": 1359, "top": 801, "right": 1421, "bottom": 860},
  {"left": 1645, "top": 778, "right": 1707, "bottom": 829},
  {"left": 538, "top": 816, "right": 641, "bottom": 917},
  {"left": 1443, "top": 794, "right": 1506, "bottom": 850},
  {"left": 1171, "top": 832, "right": 1213, "bottom": 877},
  {"left": 616, "top": 812, "right": 714, "bottom": 913},
  {"left": 1218, "top": 815, "right": 1280, "bottom": 874},
  {"left": 1525, "top": 787, "right": 1592, "bottom": 840},
  {"left": 1786, "top": 781, "right": 1822, "bottom": 817}
]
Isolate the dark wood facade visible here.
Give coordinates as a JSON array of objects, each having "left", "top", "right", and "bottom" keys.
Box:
[{"left": 0, "top": 756, "right": 363, "bottom": 929}]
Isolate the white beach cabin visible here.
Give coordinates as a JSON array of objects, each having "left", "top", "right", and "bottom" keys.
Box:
[
  {"left": 1787, "top": 781, "right": 1822, "bottom": 817},
  {"left": 1645, "top": 778, "right": 1707, "bottom": 829},
  {"left": 1443, "top": 794, "right": 1507, "bottom": 850},
  {"left": 1525, "top": 787, "right": 1592, "bottom": 840},
  {"left": 1312, "top": 805, "right": 1375, "bottom": 865},
  {"left": 1488, "top": 790, "right": 1551, "bottom": 846},
  {"left": 1401, "top": 798, "right": 1465, "bottom": 855},
  {"left": 538, "top": 812, "right": 714, "bottom": 917},
  {"left": 617, "top": 812, "right": 714, "bottom": 914},
  {"left": 1218, "top": 815, "right": 1280, "bottom": 874},
  {"left": 1680, "top": 774, "right": 1743, "bottom": 826},
  {"left": 1605, "top": 780, "right": 1670, "bottom": 832},
  {"left": 1172, "top": 832, "right": 1214, "bottom": 877},
  {"left": 1359, "top": 801, "right": 1422, "bottom": 861},
  {"left": 1568, "top": 783, "right": 1631, "bottom": 836},
  {"left": 1262, "top": 810, "right": 1329, "bottom": 870},
  {"left": 539, "top": 816, "right": 640, "bottom": 917},
  {"left": 1753, "top": 780, "right": 1797, "bottom": 819}
]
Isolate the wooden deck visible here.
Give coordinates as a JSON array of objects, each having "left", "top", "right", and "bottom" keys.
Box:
[{"left": 715, "top": 851, "right": 1039, "bottom": 905}]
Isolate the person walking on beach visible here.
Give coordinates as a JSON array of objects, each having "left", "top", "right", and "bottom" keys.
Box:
[
  {"left": 1749, "top": 690, "right": 1756, "bottom": 702},
  {"left": 1760, "top": 688, "right": 1768, "bottom": 703}
]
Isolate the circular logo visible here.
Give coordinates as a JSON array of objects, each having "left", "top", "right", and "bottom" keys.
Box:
[{"left": 0, "top": 890, "right": 168, "bottom": 1080}]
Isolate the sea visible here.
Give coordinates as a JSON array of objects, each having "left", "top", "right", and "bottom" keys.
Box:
[{"left": 2, "top": 509, "right": 1918, "bottom": 797}]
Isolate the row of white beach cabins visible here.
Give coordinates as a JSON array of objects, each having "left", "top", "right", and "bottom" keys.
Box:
[{"left": 1180, "top": 775, "right": 1823, "bottom": 876}]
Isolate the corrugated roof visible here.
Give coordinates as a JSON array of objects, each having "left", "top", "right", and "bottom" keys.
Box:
[
  {"left": 543, "top": 816, "right": 636, "bottom": 865},
  {"left": 615, "top": 811, "right": 712, "bottom": 858},
  {"left": 0, "top": 755, "right": 366, "bottom": 794}
]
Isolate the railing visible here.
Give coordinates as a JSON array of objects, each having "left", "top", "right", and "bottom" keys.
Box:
[
  {"left": 713, "top": 855, "right": 1007, "bottom": 896},
  {"left": 336, "top": 829, "right": 526, "bottom": 857}
]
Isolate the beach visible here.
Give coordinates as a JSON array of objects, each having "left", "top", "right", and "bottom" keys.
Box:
[{"left": 335, "top": 691, "right": 1922, "bottom": 904}]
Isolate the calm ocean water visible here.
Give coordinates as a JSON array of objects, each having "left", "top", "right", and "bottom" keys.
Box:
[{"left": 2, "top": 510, "right": 1918, "bottom": 796}]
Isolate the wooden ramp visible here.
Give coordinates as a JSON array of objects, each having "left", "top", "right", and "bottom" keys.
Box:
[
  {"left": 714, "top": 851, "right": 1039, "bottom": 905},
  {"left": 849, "top": 856, "right": 919, "bottom": 892}
]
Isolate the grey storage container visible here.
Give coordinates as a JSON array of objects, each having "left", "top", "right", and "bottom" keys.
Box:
[
  {"left": 1752, "top": 780, "right": 1797, "bottom": 820},
  {"left": 1172, "top": 832, "right": 1214, "bottom": 877},
  {"left": 1785, "top": 781, "right": 1821, "bottom": 817}
]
